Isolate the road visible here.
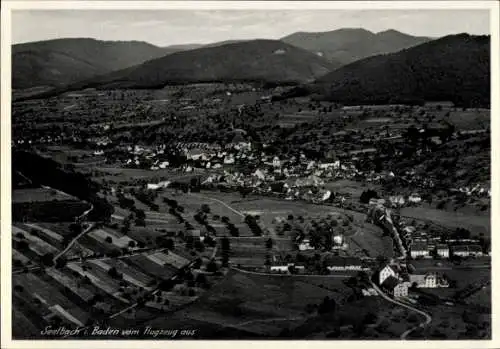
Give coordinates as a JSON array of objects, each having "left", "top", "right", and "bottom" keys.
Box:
[
  {"left": 191, "top": 192, "right": 284, "bottom": 258},
  {"left": 370, "top": 281, "right": 432, "bottom": 340},
  {"left": 231, "top": 266, "right": 352, "bottom": 278},
  {"left": 111, "top": 214, "right": 173, "bottom": 225},
  {"left": 53, "top": 223, "right": 96, "bottom": 263}
]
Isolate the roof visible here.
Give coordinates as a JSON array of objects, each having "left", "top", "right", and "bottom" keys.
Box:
[
  {"left": 381, "top": 264, "right": 399, "bottom": 274},
  {"left": 381, "top": 276, "right": 400, "bottom": 290},
  {"left": 409, "top": 274, "right": 425, "bottom": 284},
  {"left": 468, "top": 245, "right": 483, "bottom": 252},
  {"left": 411, "top": 242, "right": 429, "bottom": 251},
  {"left": 452, "top": 244, "right": 482, "bottom": 253},
  {"left": 324, "top": 256, "right": 361, "bottom": 267}
]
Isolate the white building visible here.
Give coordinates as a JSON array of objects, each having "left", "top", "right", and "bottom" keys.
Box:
[
  {"left": 379, "top": 264, "right": 398, "bottom": 285},
  {"left": 436, "top": 244, "right": 450, "bottom": 258},
  {"left": 410, "top": 242, "right": 430, "bottom": 259},
  {"left": 394, "top": 281, "right": 411, "bottom": 297},
  {"left": 272, "top": 156, "right": 281, "bottom": 168},
  {"left": 409, "top": 273, "right": 441, "bottom": 288},
  {"left": 298, "top": 239, "right": 315, "bottom": 251},
  {"left": 408, "top": 193, "right": 422, "bottom": 204}
]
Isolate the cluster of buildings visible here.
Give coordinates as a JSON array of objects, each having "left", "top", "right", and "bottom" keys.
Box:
[
  {"left": 400, "top": 221, "right": 487, "bottom": 260},
  {"left": 269, "top": 256, "right": 366, "bottom": 274},
  {"left": 378, "top": 262, "right": 449, "bottom": 298}
]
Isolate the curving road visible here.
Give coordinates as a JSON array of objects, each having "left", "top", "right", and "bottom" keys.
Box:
[{"left": 370, "top": 281, "right": 432, "bottom": 339}]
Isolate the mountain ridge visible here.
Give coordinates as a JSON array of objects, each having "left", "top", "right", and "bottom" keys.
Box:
[{"left": 281, "top": 28, "right": 432, "bottom": 64}]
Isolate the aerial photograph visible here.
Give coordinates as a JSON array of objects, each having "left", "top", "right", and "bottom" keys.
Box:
[{"left": 8, "top": 6, "right": 492, "bottom": 341}]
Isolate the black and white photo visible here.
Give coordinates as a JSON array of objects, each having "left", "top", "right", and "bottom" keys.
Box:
[{"left": 1, "top": 1, "right": 498, "bottom": 346}]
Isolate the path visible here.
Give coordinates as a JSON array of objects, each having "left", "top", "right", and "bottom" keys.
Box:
[
  {"left": 370, "top": 281, "right": 432, "bottom": 339},
  {"left": 53, "top": 223, "right": 96, "bottom": 262},
  {"left": 234, "top": 316, "right": 305, "bottom": 327},
  {"left": 191, "top": 193, "right": 244, "bottom": 218},
  {"left": 192, "top": 192, "right": 283, "bottom": 258}
]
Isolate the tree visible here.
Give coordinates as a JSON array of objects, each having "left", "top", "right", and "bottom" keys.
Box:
[
  {"left": 194, "top": 240, "right": 205, "bottom": 252},
  {"left": 221, "top": 236, "right": 230, "bottom": 267},
  {"left": 108, "top": 267, "right": 120, "bottom": 279},
  {"left": 69, "top": 223, "right": 82, "bottom": 235},
  {"left": 360, "top": 189, "right": 379, "bottom": 204},
  {"left": 201, "top": 204, "right": 211, "bottom": 214},
  {"left": 207, "top": 260, "right": 217, "bottom": 273},
  {"left": 135, "top": 217, "right": 146, "bottom": 227},
  {"left": 266, "top": 238, "right": 273, "bottom": 249},
  {"left": 41, "top": 253, "right": 55, "bottom": 267},
  {"left": 318, "top": 296, "right": 336, "bottom": 314},
  {"left": 55, "top": 257, "right": 67, "bottom": 269},
  {"left": 128, "top": 240, "right": 136, "bottom": 248},
  {"left": 105, "top": 236, "right": 113, "bottom": 244},
  {"left": 135, "top": 209, "right": 146, "bottom": 220},
  {"left": 265, "top": 254, "right": 272, "bottom": 268},
  {"left": 363, "top": 312, "right": 378, "bottom": 324}
]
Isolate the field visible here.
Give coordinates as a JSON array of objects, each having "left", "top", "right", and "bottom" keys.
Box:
[
  {"left": 146, "top": 269, "right": 352, "bottom": 336},
  {"left": 126, "top": 254, "right": 178, "bottom": 280},
  {"left": 400, "top": 207, "right": 490, "bottom": 236},
  {"left": 12, "top": 188, "right": 79, "bottom": 203},
  {"left": 12, "top": 225, "right": 60, "bottom": 256},
  {"left": 13, "top": 272, "right": 90, "bottom": 326},
  {"left": 88, "top": 228, "right": 138, "bottom": 249},
  {"left": 94, "top": 166, "right": 207, "bottom": 184}
]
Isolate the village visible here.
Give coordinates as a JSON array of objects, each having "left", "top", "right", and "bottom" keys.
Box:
[{"left": 11, "top": 84, "right": 491, "bottom": 339}]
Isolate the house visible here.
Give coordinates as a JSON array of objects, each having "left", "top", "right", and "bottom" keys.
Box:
[
  {"left": 186, "top": 229, "right": 201, "bottom": 241},
  {"left": 270, "top": 263, "right": 294, "bottom": 273},
  {"left": 325, "top": 257, "right": 363, "bottom": 271},
  {"left": 394, "top": 281, "right": 411, "bottom": 297},
  {"left": 451, "top": 245, "right": 484, "bottom": 257},
  {"left": 409, "top": 273, "right": 447, "bottom": 288},
  {"left": 408, "top": 193, "right": 422, "bottom": 204},
  {"left": 146, "top": 181, "right": 171, "bottom": 190},
  {"left": 435, "top": 244, "right": 450, "bottom": 258},
  {"left": 409, "top": 273, "right": 436, "bottom": 288},
  {"left": 379, "top": 264, "right": 399, "bottom": 284},
  {"left": 389, "top": 195, "right": 406, "bottom": 207},
  {"left": 380, "top": 276, "right": 401, "bottom": 296},
  {"left": 186, "top": 148, "right": 207, "bottom": 161},
  {"left": 298, "top": 239, "right": 315, "bottom": 251},
  {"left": 362, "top": 288, "right": 379, "bottom": 296},
  {"left": 410, "top": 241, "right": 430, "bottom": 259},
  {"left": 272, "top": 156, "right": 281, "bottom": 168},
  {"left": 223, "top": 156, "right": 235, "bottom": 165}
]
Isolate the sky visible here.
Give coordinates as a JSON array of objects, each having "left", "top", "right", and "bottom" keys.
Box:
[{"left": 12, "top": 9, "right": 490, "bottom": 46}]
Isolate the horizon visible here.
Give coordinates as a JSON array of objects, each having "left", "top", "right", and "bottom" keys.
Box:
[{"left": 12, "top": 10, "right": 490, "bottom": 46}]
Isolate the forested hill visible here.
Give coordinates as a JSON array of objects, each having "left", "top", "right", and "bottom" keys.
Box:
[{"left": 313, "top": 34, "right": 490, "bottom": 107}]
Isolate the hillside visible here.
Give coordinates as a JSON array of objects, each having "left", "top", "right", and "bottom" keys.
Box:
[
  {"left": 70, "top": 39, "right": 340, "bottom": 89},
  {"left": 313, "top": 34, "right": 490, "bottom": 107},
  {"left": 164, "top": 40, "right": 246, "bottom": 51},
  {"left": 12, "top": 38, "right": 174, "bottom": 89},
  {"left": 281, "top": 28, "right": 431, "bottom": 65}
]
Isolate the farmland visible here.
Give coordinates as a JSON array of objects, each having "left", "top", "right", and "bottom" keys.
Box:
[
  {"left": 12, "top": 188, "right": 79, "bottom": 203},
  {"left": 400, "top": 206, "right": 490, "bottom": 236},
  {"left": 10, "top": 71, "right": 490, "bottom": 340},
  {"left": 147, "top": 269, "right": 353, "bottom": 337}
]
